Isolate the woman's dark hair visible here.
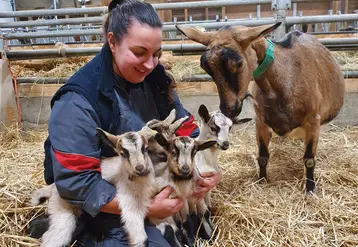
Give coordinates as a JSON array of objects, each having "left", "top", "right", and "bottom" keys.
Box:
[{"left": 103, "top": 0, "right": 162, "bottom": 43}]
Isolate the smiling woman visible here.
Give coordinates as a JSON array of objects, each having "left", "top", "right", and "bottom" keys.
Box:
[
  {"left": 105, "top": 1, "right": 163, "bottom": 83},
  {"left": 28, "top": 0, "right": 203, "bottom": 247}
]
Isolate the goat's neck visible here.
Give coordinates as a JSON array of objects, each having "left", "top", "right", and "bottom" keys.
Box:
[
  {"left": 195, "top": 133, "right": 219, "bottom": 172},
  {"left": 251, "top": 38, "right": 277, "bottom": 97}
]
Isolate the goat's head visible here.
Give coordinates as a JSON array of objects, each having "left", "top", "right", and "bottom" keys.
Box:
[
  {"left": 198, "top": 104, "right": 233, "bottom": 150},
  {"left": 144, "top": 109, "right": 188, "bottom": 175},
  {"left": 155, "top": 134, "right": 216, "bottom": 180},
  {"left": 146, "top": 109, "right": 188, "bottom": 140},
  {"left": 96, "top": 128, "right": 153, "bottom": 177},
  {"left": 176, "top": 23, "right": 281, "bottom": 118}
]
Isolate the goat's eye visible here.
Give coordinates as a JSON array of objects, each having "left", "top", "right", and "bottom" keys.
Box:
[
  {"left": 141, "top": 145, "right": 148, "bottom": 153},
  {"left": 120, "top": 149, "right": 129, "bottom": 159},
  {"left": 211, "top": 126, "right": 220, "bottom": 133}
]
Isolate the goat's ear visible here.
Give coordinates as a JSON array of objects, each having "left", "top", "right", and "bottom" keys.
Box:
[
  {"left": 139, "top": 126, "right": 157, "bottom": 140},
  {"left": 96, "top": 128, "right": 119, "bottom": 150},
  {"left": 163, "top": 109, "right": 177, "bottom": 126},
  {"left": 176, "top": 25, "right": 213, "bottom": 46},
  {"left": 196, "top": 140, "right": 217, "bottom": 151},
  {"left": 155, "top": 133, "right": 170, "bottom": 151},
  {"left": 198, "top": 104, "right": 210, "bottom": 123},
  {"left": 232, "top": 117, "right": 252, "bottom": 125},
  {"left": 233, "top": 22, "right": 281, "bottom": 45},
  {"left": 169, "top": 116, "right": 188, "bottom": 134}
]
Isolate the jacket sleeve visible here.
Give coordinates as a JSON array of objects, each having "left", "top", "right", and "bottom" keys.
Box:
[
  {"left": 49, "top": 91, "right": 116, "bottom": 217},
  {"left": 171, "top": 90, "right": 200, "bottom": 138}
]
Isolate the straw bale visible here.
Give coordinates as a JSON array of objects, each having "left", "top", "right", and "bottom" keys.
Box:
[
  {"left": 8, "top": 50, "right": 358, "bottom": 83},
  {"left": 1, "top": 123, "right": 358, "bottom": 247},
  {"left": 332, "top": 51, "right": 358, "bottom": 72},
  {"left": 10, "top": 57, "right": 93, "bottom": 79}
]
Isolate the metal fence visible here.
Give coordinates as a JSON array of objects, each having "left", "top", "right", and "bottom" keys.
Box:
[{"left": 1, "top": 0, "right": 358, "bottom": 61}]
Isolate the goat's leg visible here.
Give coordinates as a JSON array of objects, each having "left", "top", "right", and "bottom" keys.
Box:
[
  {"left": 180, "top": 202, "right": 195, "bottom": 247},
  {"left": 120, "top": 207, "right": 147, "bottom": 247},
  {"left": 154, "top": 217, "right": 184, "bottom": 247},
  {"left": 256, "top": 119, "right": 271, "bottom": 180},
  {"left": 41, "top": 212, "right": 77, "bottom": 247},
  {"left": 41, "top": 190, "right": 78, "bottom": 247},
  {"left": 303, "top": 116, "right": 320, "bottom": 192},
  {"left": 196, "top": 198, "right": 213, "bottom": 240}
]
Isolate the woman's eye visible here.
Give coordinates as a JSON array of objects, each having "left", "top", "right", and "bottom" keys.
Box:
[{"left": 134, "top": 52, "right": 144, "bottom": 57}]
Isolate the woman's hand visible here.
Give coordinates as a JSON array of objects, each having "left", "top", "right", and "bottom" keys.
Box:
[
  {"left": 192, "top": 171, "right": 222, "bottom": 202},
  {"left": 147, "top": 186, "right": 184, "bottom": 219}
]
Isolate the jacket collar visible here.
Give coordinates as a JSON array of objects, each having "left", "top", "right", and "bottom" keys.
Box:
[{"left": 97, "top": 43, "right": 117, "bottom": 102}]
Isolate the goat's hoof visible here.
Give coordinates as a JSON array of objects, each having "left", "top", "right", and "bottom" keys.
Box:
[
  {"left": 28, "top": 215, "right": 50, "bottom": 239},
  {"left": 306, "top": 182, "right": 315, "bottom": 193},
  {"left": 198, "top": 211, "right": 213, "bottom": 240},
  {"left": 257, "top": 176, "right": 267, "bottom": 184}
]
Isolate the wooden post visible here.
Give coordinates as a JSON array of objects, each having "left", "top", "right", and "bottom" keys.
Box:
[
  {"left": 167, "top": 9, "right": 173, "bottom": 22},
  {"left": 184, "top": 9, "right": 188, "bottom": 22},
  {"left": 343, "top": 0, "right": 349, "bottom": 27},
  {"left": 221, "top": 7, "right": 226, "bottom": 19},
  {"left": 330, "top": 1, "right": 340, "bottom": 31},
  {"left": 158, "top": 0, "right": 165, "bottom": 22},
  {"left": 344, "top": 0, "right": 349, "bottom": 14},
  {"left": 205, "top": 8, "right": 209, "bottom": 20},
  {"left": 0, "top": 60, "right": 18, "bottom": 131},
  {"left": 100, "top": 0, "right": 110, "bottom": 6}
]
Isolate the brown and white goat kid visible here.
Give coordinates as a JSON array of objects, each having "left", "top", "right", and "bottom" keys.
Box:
[
  {"left": 176, "top": 23, "right": 345, "bottom": 192},
  {"left": 145, "top": 109, "right": 193, "bottom": 247},
  {"left": 152, "top": 133, "right": 216, "bottom": 247},
  {"left": 31, "top": 128, "right": 156, "bottom": 247}
]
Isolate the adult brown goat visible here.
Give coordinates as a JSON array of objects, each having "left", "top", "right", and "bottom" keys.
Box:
[{"left": 176, "top": 23, "right": 345, "bottom": 192}]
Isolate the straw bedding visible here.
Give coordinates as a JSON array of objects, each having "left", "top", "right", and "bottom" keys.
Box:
[{"left": 1, "top": 123, "right": 358, "bottom": 247}]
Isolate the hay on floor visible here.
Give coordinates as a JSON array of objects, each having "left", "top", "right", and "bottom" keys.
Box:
[{"left": 1, "top": 124, "right": 358, "bottom": 246}]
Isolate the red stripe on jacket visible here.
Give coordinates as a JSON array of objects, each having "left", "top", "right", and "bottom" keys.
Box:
[
  {"left": 53, "top": 148, "right": 101, "bottom": 172},
  {"left": 175, "top": 115, "right": 198, "bottom": 136}
]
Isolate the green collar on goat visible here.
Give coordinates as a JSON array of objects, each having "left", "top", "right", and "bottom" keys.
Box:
[{"left": 252, "top": 39, "right": 274, "bottom": 78}]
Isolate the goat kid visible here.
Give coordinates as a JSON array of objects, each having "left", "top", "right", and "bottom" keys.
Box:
[
  {"left": 31, "top": 128, "right": 156, "bottom": 247},
  {"left": 190, "top": 104, "right": 251, "bottom": 241},
  {"left": 152, "top": 133, "right": 216, "bottom": 247},
  {"left": 145, "top": 109, "right": 192, "bottom": 247},
  {"left": 176, "top": 23, "right": 345, "bottom": 192},
  {"left": 189, "top": 104, "right": 233, "bottom": 240}
]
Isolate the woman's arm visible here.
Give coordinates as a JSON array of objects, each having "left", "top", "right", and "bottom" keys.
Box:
[{"left": 49, "top": 92, "right": 117, "bottom": 217}]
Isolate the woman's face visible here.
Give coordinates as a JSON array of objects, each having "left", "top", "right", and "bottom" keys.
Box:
[{"left": 108, "top": 20, "right": 162, "bottom": 83}]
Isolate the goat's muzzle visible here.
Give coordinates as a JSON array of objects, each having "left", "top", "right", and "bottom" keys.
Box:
[
  {"left": 218, "top": 141, "right": 230, "bottom": 150},
  {"left": 134, "top": 165, "right": 150, "bottom": 176},
  {"left": 181, "top": 165, "right": 191, "bottom": 175},
  {"left": 220, "top": 102, "right": 242, "bottom": 119}
]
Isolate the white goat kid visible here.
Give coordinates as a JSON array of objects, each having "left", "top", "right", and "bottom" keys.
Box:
[
  {"left": 191, "top": 104, "right": 252, "bottom": 240},
  {"left": 31, "top": 128, "right": 156, "bottom": 247},
  {"left": 191, "top": 104, "right": 233, "bottom": 240}
]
